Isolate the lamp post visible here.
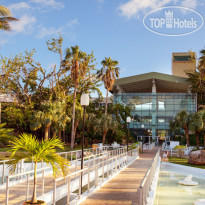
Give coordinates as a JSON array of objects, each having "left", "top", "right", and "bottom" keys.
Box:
[
  {"left": 141, "top": 124, "right": 144, "bottom": 153},
  {"left": 126, "top": 117, "right": 131, "bottom": 152},
  {"left": 80, "top": 93, "right": 89, "bottom": 194}
]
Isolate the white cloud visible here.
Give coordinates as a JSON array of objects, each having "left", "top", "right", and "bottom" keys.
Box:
[
  {"left": 36, "top": 19, "right": 79, "bottom": 39},
  {"left": 30, "top": 0, "right": 64, "bottom": 10},
  {"left": 118, "top": 0, "right": 198, "bottom": 19},
  {"left": 10, "top": 14, "right": 36, "bottom": 34},
  {"left": 181, "top": 0, "right": 197, "bottom": 9},
  {"left": 37, "top": 26, "right": 63, "bottom": 38},
  {"left": 66, "top": 19, "right": 79, "bottom": 27},
  {"left": 9, "top": 2, "right": 31, "bottom": 11}
]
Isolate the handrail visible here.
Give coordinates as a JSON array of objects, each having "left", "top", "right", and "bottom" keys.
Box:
[
  {"left": 138, "top": 148, "right": 160, "bottom": 205},
  {"left": 4, "top": 146, "right": 139, "bottom": 205}
]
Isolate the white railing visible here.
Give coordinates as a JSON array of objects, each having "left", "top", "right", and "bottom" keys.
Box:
[
  {"left": 137, "top": 149, "right": 160, "bottom": 205},
  {"left": 4, "top": 146, "right": 130, "bottom": 205},
  {"left": 0, "top": 146, "right": 110, "bottom": 185},
  {"left": 52, "top": 148, "right": 139, "bottom": 205}
]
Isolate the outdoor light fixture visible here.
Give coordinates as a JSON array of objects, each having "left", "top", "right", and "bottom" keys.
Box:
[
  {"left": 126, "top": 116, "right": 131, "bottom": 152},
  {"left": 141, "top": 124, "right": 144, "bottom": 153},
  {"left": 80, "top": 93, "right": 89, "bottom": 194}
]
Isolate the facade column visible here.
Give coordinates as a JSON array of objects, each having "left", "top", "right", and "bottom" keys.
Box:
[{"left": 152, "top": 79, "right": 157, "bottom": 141}]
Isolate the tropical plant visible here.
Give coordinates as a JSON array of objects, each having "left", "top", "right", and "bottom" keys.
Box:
[
  {"left": 62, "top": 46, "right": 86, "bottom": 149},
  {"left": 0, "top": 123, "right": 13, "bottom": 139},
  {"left": 97, "top": 57, "right": 119, "bottom": 114},
  {"left": 189, "top": 112, "right": 203, "bottom": 149},
  {"left": 8, "top": 134, "right": 69, "bottom": 204},
  {"left": 199, "top": 110, "right": 205, "bottom": 147},
  {"left": 186, "top": 49, "right": 205, "bottom": 107},
  {"left": 172, "top": 111, "right": 191, "bottom": 147},
  {"left": 0, "top": 5, "right": 18, "bottom": 31},
  {"left": 31, "top": 100, "right": 66, "bottom": 140}
]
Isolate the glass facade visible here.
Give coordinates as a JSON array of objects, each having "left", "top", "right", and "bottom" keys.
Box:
[{"left": 114, "top": 93, "right": 197, "bottom": 138}]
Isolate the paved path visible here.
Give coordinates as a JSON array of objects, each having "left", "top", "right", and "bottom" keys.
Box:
[{"left": 81, "top": 148, "right": 158, "bottom": 205}]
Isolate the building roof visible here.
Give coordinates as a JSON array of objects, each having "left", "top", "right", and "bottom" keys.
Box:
[{"left": 111, "top": 72, "right": 191, "bottom": 93}]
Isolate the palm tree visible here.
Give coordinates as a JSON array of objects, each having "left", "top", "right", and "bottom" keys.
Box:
[
  {"left": 97, "top": 57, "right": 119, "bottom": 114},
  {"left": 62, "top": 46, "right": 87, "bottom": 149},
  {"left": 0, "top": 5, "right": 18, "bottom": 31},
  {"left": 186, "top": 49, "right": 205, "bottom": 107},
  {"left": 174, "top": 111, "right": 191, "bottom": 147},
  {"left": 31, "top": 100, "right": 65, "bottom": 140},
  {"left": 0, "top": 123, "right": 13, "bottom": 139},
  {"left": 189, "top": 112, "right": 203, "bottom": 149},
  {"left": 8, "top": 134, "right": 69, "bottom": 204},
  {"left": 99, "top": 114, "right": 117, "bottom": 144},
  {"left": 51, "top": 100, "right": 70, "bottom": 138}
]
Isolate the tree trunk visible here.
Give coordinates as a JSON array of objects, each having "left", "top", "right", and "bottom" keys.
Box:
[
  {"left": 102, "top": 129, "right": 107, "bottom": 145},
  {"left": 58, "top": 129, "right": 62, "bottom": 140},
  {"left": 204, "top": 134, "right": 205, "bottom": 147},
  {"left": 73, "top": 120, "right": 79, "bottom": 146},
  {"left": 53, "top": 130, "right": 57, "bottom": 138},
  {"left": 71, "top": 87, "right": 77, "bottom": 149},
  {"left": 44, "top": 126, "right": 50, "bottom": 141},
  {"left": 31, "top": 162, "right": 37, "bottom": 203},
  {"left": 105, "top": 88, "right": 108, "bottom": 114},
  {"left": 196, "top": 132, "right": 200, "bottom": 149},
  {"left": 185, "top": 129, "right": 190, "bottom": 147}
]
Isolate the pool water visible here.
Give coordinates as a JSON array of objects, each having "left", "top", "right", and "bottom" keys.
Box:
[{"left": 154, "top": 164, "right": 205, "bottom": 205}]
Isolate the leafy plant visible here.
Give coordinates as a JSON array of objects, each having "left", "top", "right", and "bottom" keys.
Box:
[{"left": 8, "top": 134, "right": 69, "bottom": 204}]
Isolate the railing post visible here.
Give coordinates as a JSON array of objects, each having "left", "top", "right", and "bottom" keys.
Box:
[
  {"left": 102, "top": 161, "right": 105, "bottom": 181},
  {"left": 107, "top": 156, "right": 109, "bottom": 178},
  {"left": 42, "top": 169, "right": 45, "bottom": 195},
  {"left": 6, "top": 176, "right": 9, "bottom": 205},
  {"left": 95, "top": 164, "right": 98, "bottom": 187},
  {"left": 79, "top": 173, "right": 81, "bottom": 198},
  {"left": 26, "top": 173, "right": 29, "bottom": 201},
  {"left": 111, "top": 158, "right": 114, "bottom": 175},
  {"left": 53, "top": 179, "right": 56, "bottom": 205},
  {"left": 67, "top": 176, "right": 71, "bottom": 204},
  {"left": 2, "top": 161, "right": 5, "bottom": 184},
  {"left": 71, "top": 152, "right": 73, "bottom": 163},
  {"left": 87, "top": 167, "right": 90, "bottom": 192}
]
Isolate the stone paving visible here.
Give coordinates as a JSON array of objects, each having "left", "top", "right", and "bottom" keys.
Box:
[{"left": 81, "top": 148, "right": 158, "bottom": 205}]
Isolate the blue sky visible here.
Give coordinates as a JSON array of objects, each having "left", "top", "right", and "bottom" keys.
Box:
[{"left": 1, "top": 0, "right": 205, "bottom": 96}]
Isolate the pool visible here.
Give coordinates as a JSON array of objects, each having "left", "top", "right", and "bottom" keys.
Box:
[{"left": 154, "top": 163, "right": 205, "bottom": 205}]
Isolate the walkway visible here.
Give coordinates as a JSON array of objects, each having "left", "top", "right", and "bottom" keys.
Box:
[{"left": 81, "top": 148, "right": 158, "bottom": 205}]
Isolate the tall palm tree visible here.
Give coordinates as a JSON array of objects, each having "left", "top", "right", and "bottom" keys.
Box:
[
  {"left": 189, "top": 112, "right": 203, "bottom": 149},
  {"left": 186, "top": 49, "right": 205, "bottom": 107},
  {"left": 97, "top": 57, "right": 119, "bottom": 114},
  {"left": 0, "top": 5, "right": 18, "bottom": 31},
  {"left": 61, "top": 46, "right": 87, "bottom": 149},
  {"left": 173, "top": 111, "right": 191, "bottom": 147},
  {"left": 8, "top": 134, "right": 69, "bottom": 204}
]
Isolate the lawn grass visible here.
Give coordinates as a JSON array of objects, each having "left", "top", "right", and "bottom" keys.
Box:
[{"left": 169, "top": 157, "right": 205, "bottom": 169}]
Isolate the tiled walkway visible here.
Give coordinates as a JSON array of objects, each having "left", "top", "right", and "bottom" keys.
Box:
[{"left": 81, "top": 148, "right": 158, "bottom": 205}]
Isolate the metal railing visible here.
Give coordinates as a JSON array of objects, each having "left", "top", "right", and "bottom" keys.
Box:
[
  {"left": 53, "top": 148, "right": 139, "bottom": 204},
  {"left": 4, "top": 146, "right": 132, "bottom": 205},
  {"left": 137, "top": 149, "right": 160, "bottom": 205},
  {"left": 0, "top": 146, "right": 109, "bottom": 185}
]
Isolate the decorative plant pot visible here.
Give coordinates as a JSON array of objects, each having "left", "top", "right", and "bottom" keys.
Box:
[{"left": 23, "top": 201, "right": 46, "bottom": 205}]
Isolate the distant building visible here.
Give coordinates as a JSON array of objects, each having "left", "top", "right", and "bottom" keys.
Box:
[
  {"left": 110, "top": 52, "right": 197, "bottom": 143},
  {"left": 172, "top": 52, "right": 196, "bottom": 78},
  {"left": 91, "top": 96, "right": 113, "bottom": 108}
]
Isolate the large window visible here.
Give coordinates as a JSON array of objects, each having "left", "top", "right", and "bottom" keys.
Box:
[{"left": 114, "top": 93, "right": 197, "bottom": 137}]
